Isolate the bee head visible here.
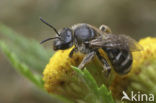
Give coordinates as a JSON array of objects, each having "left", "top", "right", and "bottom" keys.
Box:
[
  {"left": 40, "top": 17, "right": 73, "bottom": 51},
  {"left": 53, "top": 28, "right": 73, "bottom": 50}
]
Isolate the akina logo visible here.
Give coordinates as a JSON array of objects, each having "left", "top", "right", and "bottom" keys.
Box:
[{"left": 121, "top": 91, "right": 155, "bottom": 102}]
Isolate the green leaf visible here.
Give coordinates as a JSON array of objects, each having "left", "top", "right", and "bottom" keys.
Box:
[
  {"left": 98, "top": 85, "right": 114, "bottom": 103},
  {"left": 0, "top": 24, "right": 52, "bottom": 71},
  {"left": 0, "top": 41, "right": 44, "bottom": 88},
  {"left": 0, "top": 24, "right": 76, "bottom": 103},
  {"left": 72, "top": 66, "right": 115, "bottom": 103},
  {"left": 0, "top": 41, "right": 75, "bottom": 103}
]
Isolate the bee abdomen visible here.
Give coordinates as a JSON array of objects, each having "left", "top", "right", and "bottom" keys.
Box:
[{"left": 103, "top": 48, "right": 133, "bottom": 74}]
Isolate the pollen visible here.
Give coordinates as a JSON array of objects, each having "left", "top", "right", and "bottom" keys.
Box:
[{"left": 43, "top": 46, "right": 84, "bottom": 93}]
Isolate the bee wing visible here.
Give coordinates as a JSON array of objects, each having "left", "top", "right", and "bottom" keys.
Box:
[{"left": 89, "top": 34, "right": 143, "bottom": 52}]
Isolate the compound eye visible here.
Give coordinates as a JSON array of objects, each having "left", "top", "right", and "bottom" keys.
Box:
[
  {"left": 64, "top": 28, "right": 73, "bottom": 43},
  {"left": 99, "top": 24, "right": 112, "bottom": 34}
]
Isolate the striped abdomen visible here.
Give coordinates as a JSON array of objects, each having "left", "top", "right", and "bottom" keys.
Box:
[{"left": 103, "top": 48, "right": 133, "bottom": 74}]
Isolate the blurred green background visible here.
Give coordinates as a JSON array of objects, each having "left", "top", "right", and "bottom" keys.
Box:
[{"left": 0, "top": 0, "right": 156, "bottom": 103}]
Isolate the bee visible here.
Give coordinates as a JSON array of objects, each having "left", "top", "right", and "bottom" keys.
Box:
[{"left": 40, "top": 17, "right": 142, "bottom": 75}]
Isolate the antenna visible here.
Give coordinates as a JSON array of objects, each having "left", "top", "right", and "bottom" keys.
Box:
[
  {"left": 40, "top": 37, "right": 60, "bottom": 44},
  {"left": 40, "top": 17, "right": 60, "bottom": 36}
]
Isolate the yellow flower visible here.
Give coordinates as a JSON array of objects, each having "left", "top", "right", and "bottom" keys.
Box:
[
  {"left": 43, "top": 37, "right": 156, "bottom": 100},
  {"left": 43, "top": 47, "right": 84, "bottom": 94},
  {"left": 43, "top": 47, "right": 113, "bottom": 101}
]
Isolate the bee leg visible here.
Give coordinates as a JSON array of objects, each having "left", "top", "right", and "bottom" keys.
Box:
[
  {"left": 99, "top": 24, "right": 112, "bottom": 34},
  {"left": 96, "top": 51, "right": 111, "bottom": 76},
  {"left": 78, "top": 51, "right": 95, "bottom": 69},
  {"left": 69, "top": 47, "right": 77, "bottom": 58}
]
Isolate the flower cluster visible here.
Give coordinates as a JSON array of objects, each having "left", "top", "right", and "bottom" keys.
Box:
[{"left": 43, "top": 37, "right": 156, "bottom": 101}]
